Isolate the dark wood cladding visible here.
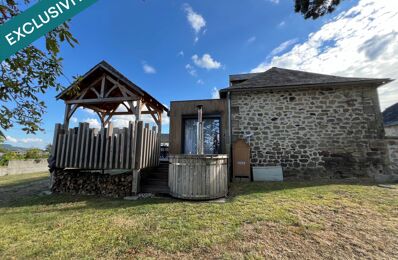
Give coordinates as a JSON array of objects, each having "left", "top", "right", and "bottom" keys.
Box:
[{"left": 169, "top": 99, "right": 228, "bottom": 155}]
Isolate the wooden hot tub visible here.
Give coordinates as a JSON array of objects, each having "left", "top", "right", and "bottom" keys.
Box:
[{"left": 169, "top": 154, "right": 228, "bottom": 200}]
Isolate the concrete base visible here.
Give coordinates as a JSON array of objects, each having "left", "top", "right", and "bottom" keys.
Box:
[{"left": 124, "top": 196, "right": 139, "bottom": 201}]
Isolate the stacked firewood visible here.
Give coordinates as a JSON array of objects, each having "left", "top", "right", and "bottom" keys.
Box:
[{"left": 52, "top": 170, "right": 133, "bottom": 198}]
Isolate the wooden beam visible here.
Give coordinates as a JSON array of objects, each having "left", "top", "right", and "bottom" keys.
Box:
[
  {"left": 112, "top": 112, "right": 136, "bottom": 116},
  {"left": 141, "top": 111, "right": 157, "bottom": 115},
  {"left": 82, "top": 105, "right": 107, "bottom": 113},
  {"left": 120, "top": 102, "right": 132, "bottom": 113},
  {"left": 100, "top": 75, "right": 106, "bottom": 98},
  {"left": 144, "top": 104, "right": 160, "bottom": 124},
  {"left": 103, "top": 109, "right": 118, "bottom": 127},
  {"left": 66, "top": 96, "right": 140, "bottom": 104},
  {"left": 105, "top": 84, "right": 119, "bottom": 97},
  {"left": 91, "top": 88, "right": 100, "bottom": 98},
  {"left": 96, "top": 111, "right": 105, "bottom": 127},
  {"left": 68, "top": 104, "right": 79, "bottom": 120}
]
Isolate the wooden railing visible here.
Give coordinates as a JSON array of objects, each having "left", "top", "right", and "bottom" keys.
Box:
[{"left": 52, "top": 121, "right": 160, "bottom": 170}]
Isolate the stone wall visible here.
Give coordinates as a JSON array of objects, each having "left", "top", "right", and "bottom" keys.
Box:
[
  {"left": 0, "top": 159, "right": 48, "bottom": 177},
  {"left": 385, "top": 125, "right": 398, "bottom": 137},
  {"left": 231, "top": 85, "right": 390, "bottom": 180},
  {"left": 51, "top": 170, "right": 133, "bottom": 198},
  {"left": 386, "top": 139, "right": 398, "bottom": 173}
]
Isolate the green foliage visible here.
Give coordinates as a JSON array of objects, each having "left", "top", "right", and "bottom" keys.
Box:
[
  {"left": 0, "top": 148, "right": 48, "bottom": 166},
  {"left": 0, "top": 151, "right": 24, "bottom": 166},
  {"left": 295, "top": 0, "right": 341, "bottom": 19},
  {"left": 0, "top": 1, "right": 77, "bottom": 135},
  {"left": 25, "top": 148, "right": 45, "bottom": 159},
  {"left": 45, "top": 144, "right": 52, "bottom": 153},
  {"left": 0, "top": 135, "right": 4, "bottom": 153}
]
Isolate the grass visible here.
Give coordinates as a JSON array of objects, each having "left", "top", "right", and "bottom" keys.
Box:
[
  {"left": 0, "top": 172, "right": 49, "bottom": 188},
  {"left": 0, "top": 174, "right": 397, "bottom": 259}
]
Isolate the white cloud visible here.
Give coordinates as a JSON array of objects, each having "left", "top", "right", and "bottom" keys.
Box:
[
  {"left": 247, "top": 36, "right": 256, "bottom": 44},
  {"left": 83, "top": 118, "right": 101, "bottom": 129},
  {"left": 278, "top": 21, "right": 286, "bottom": 28},
  {"left": 81, "top": 108, "right": 96, "bottom": 115},
  {"left": 109, "top": 102, "right": 169, "bottom": 130},
  {"left": 197, "top": 79, "right": 204, "bottom": 85},
  {"left": 211, "top": 87, "right": 220, "bottom": 99},
  {"left": 192, "top": 54, "right": 222, "bottom": 70},
  {"left": 178, "top": 50, "right": 184, "bottom": 57},
  {"left": 142, "top": 62, "right": 157, "bottom": 74},
  {"left": 186, "top": 64, "right": 197, "bottom": 76},
  {"left": 6, "top": 136, "right": 43, "bottom": 144},
  {"left": 111, "top": 112, "right": 169, "bottom": 131},
  {"left": 183, "top": 4, "right": 206, "bottom": 42},
  {"left": 251, "top": 0, "right": 398, "bottom": 110},
  {"left": 268, "top": 0, "right": 279, "bottom": 4},
  {"left": 269, "top": 38, "right": 299, "bottom": 57},
  {"left": 70, "top": 116, "right": 78, "bottom": 124},
  {"left": 5, "top": 136, "right": 17, "bottom": 143}
]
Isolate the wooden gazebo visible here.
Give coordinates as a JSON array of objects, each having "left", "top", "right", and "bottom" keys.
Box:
[
  {"left": 57, "top": 60, "right": 167, "bottom": 132},
  {"left": 50, "top": 61, "right": 168, "bottom": 196}
]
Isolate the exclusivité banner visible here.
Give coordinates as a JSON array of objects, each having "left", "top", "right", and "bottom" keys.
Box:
[{"left": 0, "top": 0, "right": 97, "bottom": 61}]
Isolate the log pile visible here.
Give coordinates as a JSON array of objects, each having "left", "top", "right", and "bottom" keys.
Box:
[{"left": 52, "top": 170, "right": 133, "bottom": 198}]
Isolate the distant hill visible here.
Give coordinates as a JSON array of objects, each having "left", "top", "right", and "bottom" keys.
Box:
[
  {"left": 383, "top": 103, "right": 398, "bottom": 126},
  {"left": 0, "top": 144, "right": 29, "bottom": 152}
]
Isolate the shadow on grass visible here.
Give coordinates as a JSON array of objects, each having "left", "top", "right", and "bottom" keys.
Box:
[
  {"left": 227, "top": 179, "right": 379, "bottom": 202},
  {"left": 0, "top": 174, "right": 49, "bottom": 190},
  {"left": 0, "top": 178, "right": 382, "bottom": 213}
]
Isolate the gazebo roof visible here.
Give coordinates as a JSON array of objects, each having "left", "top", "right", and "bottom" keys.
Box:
[{"left": 57, "top": 61, "right": 168, "bottom": 113}]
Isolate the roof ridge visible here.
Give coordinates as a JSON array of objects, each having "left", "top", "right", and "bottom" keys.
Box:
[{"left": 221, "top": 67, "right": 393, "bottom": 95}]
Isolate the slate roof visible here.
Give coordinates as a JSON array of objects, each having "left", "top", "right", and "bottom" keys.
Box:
[
  {"left": 220, "top": 67, "right": 393, "bottom": 95},
  {"left": 383, "top": 103, "right": 398, "bottom": 126}
]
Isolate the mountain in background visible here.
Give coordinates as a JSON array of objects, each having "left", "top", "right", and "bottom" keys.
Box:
[{"left": 0, "top": 144, "right": 29, "bottom": 152}]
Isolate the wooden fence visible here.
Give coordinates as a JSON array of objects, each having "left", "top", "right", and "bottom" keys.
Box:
[{"left": 52, "top": 121, "right": 160, "bottom": 170}]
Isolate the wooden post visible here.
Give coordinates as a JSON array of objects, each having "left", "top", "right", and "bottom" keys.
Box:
[
  {"left": 135, "top": 121, "right": 144, "bottom": 169},
  {"left": 132, "top": 169, "right": 141, "bottom": 195},
  {"left": 63, "top": 104, "right": 71, "bottom": 129},
  {"left": 157, "top": 111, "right": 162, "bottom": 166},
  {"left": 135, "top": 100, "right": 142, "bottom": 121},
  {"left": 50, "top": 123, "right": 62, "bottom": 190}
]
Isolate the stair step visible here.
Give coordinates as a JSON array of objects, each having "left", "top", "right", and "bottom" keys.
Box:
[
  {"left": 141, "top": 185, "right": 170, "bottom": 194},
  {"left": 142, "top": 178, "right": 169, "bottom": 186},
  {"left": 142, "top": 173, "right": 168, "bottom": 178}
]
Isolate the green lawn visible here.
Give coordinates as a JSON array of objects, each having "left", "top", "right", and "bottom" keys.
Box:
[
  {"left": 0, "top": 174, "right": 396, "bottom": 259},
  {"left": 0, "top": 172, "right": 49, "bottom": 188}
]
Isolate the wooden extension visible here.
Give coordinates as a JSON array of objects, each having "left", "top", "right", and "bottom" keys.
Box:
[{"left": 52, "top": 121, "right": 160, "bottom": 171}]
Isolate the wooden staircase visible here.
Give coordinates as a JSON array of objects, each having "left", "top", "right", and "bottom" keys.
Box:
[{"left": 140, "top": 161, "right": 169, "bottom": 194}]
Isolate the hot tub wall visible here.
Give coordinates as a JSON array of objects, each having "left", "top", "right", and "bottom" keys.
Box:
[{"left": 169, "top": 155, "right": 228, "bottom": 200}]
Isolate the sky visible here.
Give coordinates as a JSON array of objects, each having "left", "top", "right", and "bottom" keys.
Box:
[{"left": 4, "top": 0, "right": 398, "bottom": 149}]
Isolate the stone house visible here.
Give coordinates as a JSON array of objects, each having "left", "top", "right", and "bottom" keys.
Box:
[{"left": 170, "top": 67, "right": 397, "bottom": 181}]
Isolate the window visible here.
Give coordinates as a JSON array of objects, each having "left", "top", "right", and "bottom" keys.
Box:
[{"left": 183, "top": 117, "right": 221, "bottom": 154}]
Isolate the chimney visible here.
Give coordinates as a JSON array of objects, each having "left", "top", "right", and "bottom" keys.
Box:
[{"left": 197, "top": 105, "right": 204, "bottom": 155}]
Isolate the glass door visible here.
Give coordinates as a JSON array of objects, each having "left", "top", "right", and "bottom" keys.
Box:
[{"left": 183, "top": 117, "right": 221, "bottom": 154}]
